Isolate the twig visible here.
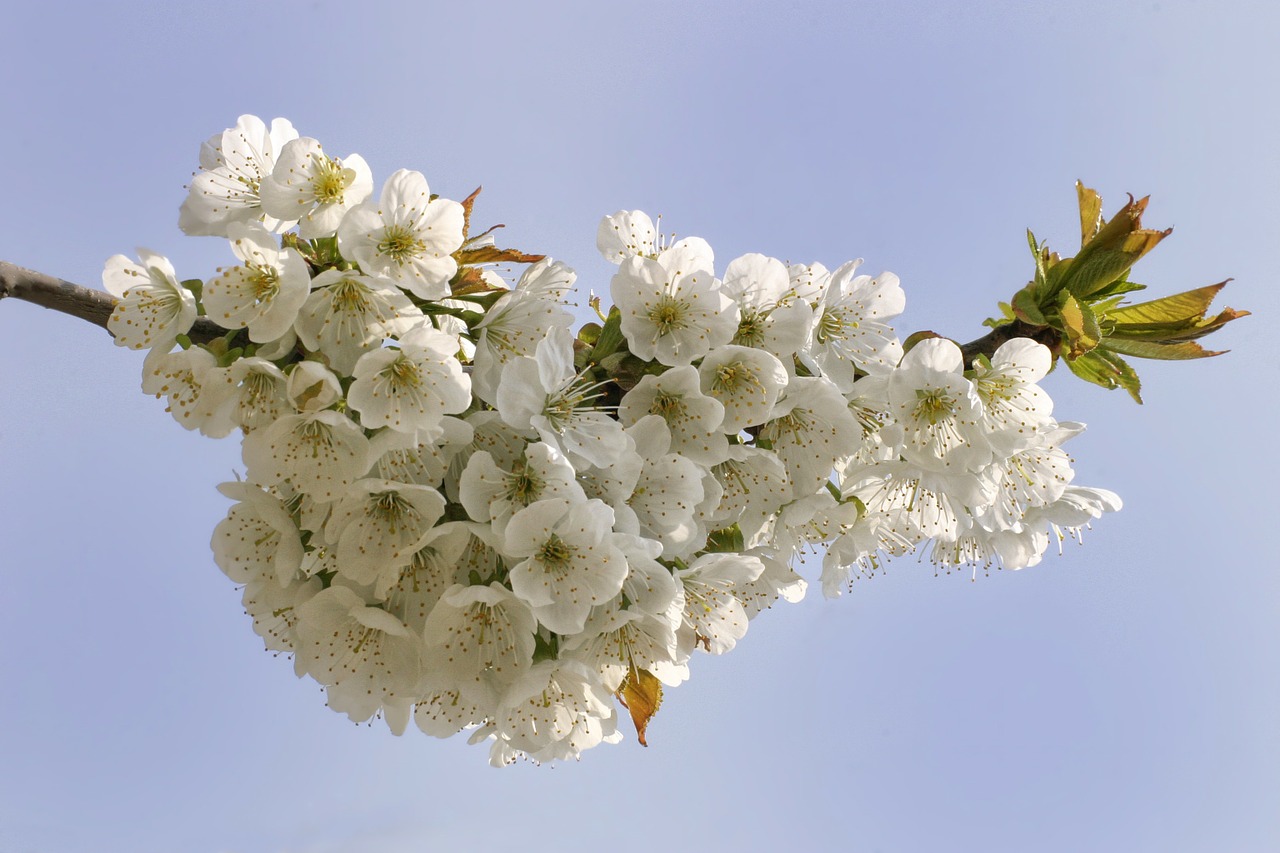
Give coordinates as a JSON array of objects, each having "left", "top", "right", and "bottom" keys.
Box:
[
  {"left": 2, "top": 259, "right": 1057, "bottom": 361},
  {"left": 0, "top": 261, "right": 225, "bottom": 344}
]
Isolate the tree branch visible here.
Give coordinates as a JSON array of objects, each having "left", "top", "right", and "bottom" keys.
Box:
[
  {"left": 958, "top": 319, "right": 1061, "bottom": 365},
  {"left": 0, "top": 261, "right": 225, "bottom": 344},
  {"left": 3, "top": 258, "right": 1057, "bottom": 362}
]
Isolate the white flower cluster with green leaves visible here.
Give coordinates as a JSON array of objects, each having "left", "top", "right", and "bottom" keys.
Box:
[{"left": 104, "top": 115, "right": 1120, "bottom": 766}]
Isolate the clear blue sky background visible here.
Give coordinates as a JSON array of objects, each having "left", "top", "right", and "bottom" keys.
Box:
[{"left": 1, "top": 2, "right": 1276, "bottom": 851}]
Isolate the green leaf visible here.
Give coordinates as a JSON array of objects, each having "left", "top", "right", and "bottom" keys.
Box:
[
  {"left": 1065, "top": 348, "right": 1144, "bottom": 403},
  {"left": 1028, "top": 229, "right": 1048, "bottom": 285},
  {"left": 1056, "top": 292, "right": 1101, "bottom": 357},
  {"left": 1104, "top": 337, "right": 1222, "bottom": 360},
  {"left": 1106, "top": 282, "right": 1226, "bottom": 326},
  {"left": 1076, "top": 181, "right": 1104, "bottom": 246},
  {"left": 588, "top": 307, "right": 626, "bottom": 363},
  {"left": 1011, "top": 286, "right": 1048, "bottom": 325}
]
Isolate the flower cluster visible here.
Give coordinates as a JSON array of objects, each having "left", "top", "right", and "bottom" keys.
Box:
[{"left": 105, "top": 115, "right": 1120, "bottom": 766}]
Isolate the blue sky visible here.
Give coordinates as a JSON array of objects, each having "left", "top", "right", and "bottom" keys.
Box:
[{"left": 1, "top": 2, "right": 1276, "bottom": 851}]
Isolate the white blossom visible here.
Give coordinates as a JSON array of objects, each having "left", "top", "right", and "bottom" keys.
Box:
[
  {"left": 887, "top": 337, "right": 991, "bottom": 473},
  {"left": 676, "top": 553, "right": 765, "bottom": 656},
  {"left": 490, "top": 659, "right": 621, "bottom": 764},
  {"left": 347, "top": 324, "right": 471, "bottom": 434},
  {"left": 721, "top": 252, "right": 813, "bottom": 359},
  {"left": 103, "top": 250, "right": 195, "bottom": 351},
  {"left": 698, "top": 345, "right": 789, "bottom": 433},
  {"left": 241, "top": 410, "right": 370, "bottom": 501},
  {"left": 211, "top": 481, "right": 305, "bottom": 587},
  {"left": 421, "top": 583, "right": 538, "bottom": 691},
  {"left": 803, "top": 259, "right": 905, "bottom": 388},
  {"left": 459, "top": 442, "right": 586, "bottom": 531},
  {"left": 496, "top": 328, "right": 628, "bottom": 469},
  {"left": 338, "top": 169, "right": 465, "bottom": 300},
  {"left": 179, "top": 114, "right": 299, "bottom": 237},
  {"left": 503, "top": 498, "right": 628, "bottom": 635},
  {"left": 141, "top": 346, "right": 229, "bottom": 435},
  {"left": 202, "top": 224, "right": 310, "bottom": 342},
  {"left": 323, "top": 479, "right": 447, "bottom": 597},
  {"left": 471, "top": 260, "right": 575, "bottom": 406},
  {"left": 758, "top": 376, "right": 861, "bottom": 496},
  {"left": 293, "top": 585, "right": 424, "bottom": 732},
  {"left": 618, "top": 365, "right": 729, "bottom": 465},
  {"left": 970, "top": 337, "right": 1055, "bottom": 454},
  {"left": 259, "top": 137, "right": 373, "bottom": 239},
  {"left": 294, "top": 269, "right": 424, "bottom": 374},
  {"left": 611, "top": 248, "right": 737, "bottom": 366}
]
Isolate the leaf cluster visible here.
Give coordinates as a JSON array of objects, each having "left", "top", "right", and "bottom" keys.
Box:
[{"left": 986, "top": 183, "right": 1248, "bottom": 402}]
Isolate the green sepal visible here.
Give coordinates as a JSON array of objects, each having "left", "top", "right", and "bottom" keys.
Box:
[
  {"left": 703, "top": 525, "right": 745, "bottom": 553},
  {"left": 967, "top": 352, "right": 993, "bottom": 375},
  {"left": 531, "top": 630, "right": 560, "bottom": 664},
  {"left": 218, "top": 347, "right": 245, "bottom": 368},
  {"left": 601, "top": 352, "right": 662, "bottom": 391},
  {"left": 577, "top": 321, "right": 603, "bottom": 348},
  {"left": 902, "top": 330, "right": 943, "bottom": 353},
  {"left": 182, "top": 277, "right": 204, "bottom": 305},
  {"left": 174, "top": 333, "right": 192, "bottom": 351}
]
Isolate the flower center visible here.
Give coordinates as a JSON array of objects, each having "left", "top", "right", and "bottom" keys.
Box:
[
  {"left": 648, "top": 295, "right": 689, "bottom": 336},
  {"left": 734, "top": 311, "right": 767, "bottom": 347},
  {"left": 372, "top": 491, "right": 414, "bottom": 533},
  {"left": 377, "top": 225, "right": 425, "bottom": 264},
  {"left": 508, "top": 465, "right": 543, "bottom": 505},
  {"left": 385, "top": 353, "right": 423, "bottom": 389},
  {"left": 649, "top": 391, "right": 687, "bottom": 421},
  {"left": 815, "top": 307, "right": 857, "bottom": 344},
  {"left": 913, "top": 388, "right": 956, "bottom": 425},
  {"left": 536, "top": 534, "right": 575, "bottom": 571},
  {"left": 310, "top": 155, "right": 350, "bottom": 203},
  {"left": 331, "top": 278, "right": 372, "bottom": 314},
  {"left": 250, "top": 264, "right": 279, "bottom": 302}
]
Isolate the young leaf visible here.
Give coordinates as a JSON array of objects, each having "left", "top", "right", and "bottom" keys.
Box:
[
  {"left": 1104, "top": 337, "right": 1223, "bottom": 360},
  {"left": 1076, "top": 181, "right": 1104, "bottom": 245},
  {"left": 1065, "top": 348, "right": 1144, "bottom": 403},
  {"left": 1057, "top": 292, "right": 1101, "bottom": 357},
  {"left": 1052, "top": 195, "right": 1171, "bottom": 300}
]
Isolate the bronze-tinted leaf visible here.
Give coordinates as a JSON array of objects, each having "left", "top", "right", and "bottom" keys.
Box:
[
  {"left": 618, "top": 669, "right": 663, "bottom": 747},
  {"left": 455, "top": 246, "right": 546, "bottom": 266},
  {"left": 450, "top": 267, "right": 503, "bottom": 296},
  {"left": 1052, "top": 194, "right": 1171, "bottom": 299},
  {"left": 459, "top": 186, "right": 482, "bottom": 239}
]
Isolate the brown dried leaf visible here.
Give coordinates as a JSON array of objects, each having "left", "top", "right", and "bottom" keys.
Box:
[
  {"left": 618, "top": 669, "right": 663, "bottom": 747},
  {"left": 456, "top": 246, "right": 546, "bottom": 266}
]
